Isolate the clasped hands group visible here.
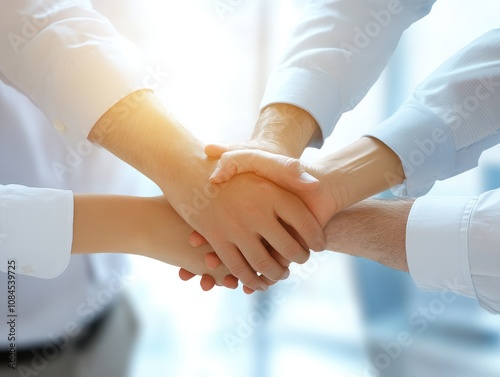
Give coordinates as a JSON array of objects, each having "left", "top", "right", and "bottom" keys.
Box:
[
  {"left": 76, "top": 91, "right": 407, "bottom": 294},
  {"left": 4, "top": 0, "right": 499, "bottom": 314}
]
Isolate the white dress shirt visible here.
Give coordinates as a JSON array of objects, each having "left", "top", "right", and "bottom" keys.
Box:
[
  {"left": 261, "top": 0, "right": 500, "bottom": 313},
  {"left": 0, "top": 1, "right": 150, "bottom": 280},
  {"left": 0, "top": 1, "right": 155, "bottom": 347}
]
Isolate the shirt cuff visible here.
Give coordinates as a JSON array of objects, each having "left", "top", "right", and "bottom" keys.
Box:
[
  {"left": 468, "top": 189, "right": 500, "bottom": 313},
  {"left": 366, "top": 98, "right": 457, "bottom": 197},
  {"left": 260, "top": 67, "right": 343, "bottom": 148},
  {"left": 0, "top": 185, "right": 73, "bottom": 279},
  {"left": 406, "top": 195, "right": 477, "bottom": 297}
]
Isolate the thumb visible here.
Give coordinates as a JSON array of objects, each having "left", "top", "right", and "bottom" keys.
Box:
[
  {"left": 209, "top": 150, "right": 319, "bottom": 192},
  {"left": 204, "top": 143, "right": 236, "bottom": 159}
]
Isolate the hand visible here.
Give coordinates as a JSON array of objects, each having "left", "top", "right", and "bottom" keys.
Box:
[
  {"left": 181, "top": 172, "right": 325, "bottom": 288},
  {"left": 176, "top": 102, "right": 325, "bottom": 284},
  {"left": 206, "top": 149, "right": 337, "bottom": 226},
  {"left": 72, "top": 194, "right": 233, "bottom": 291},
  {"left": 133, "top": 196, "right": 237, "bottom": 290},
  {"left": 203, "top": 136, "right": 407, "bottom": 227},
  {"left": 89, "top": 92, "right": 325, "bottom": 292},
  {"left": 180, "top": 233, "right": 293, "bottom": 294}
]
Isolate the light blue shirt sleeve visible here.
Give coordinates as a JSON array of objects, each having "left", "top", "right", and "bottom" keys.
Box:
[
  {"left": 367, "top": 29, "right": 500, "bottom": 196},
  {"left": 0, "top": 185, "right": 73, "bottom": 279},
  {"left": 261, "top": 0, "right": 436, "bottom": 146},
  {"left": 407, "top": 189, "right": 500, "bottom": 314},
  {"left": 0, "top": 1, "right": 151, "bottom": 150}
]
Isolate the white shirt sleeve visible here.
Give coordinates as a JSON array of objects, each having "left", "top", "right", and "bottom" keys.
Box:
[
  {"left": 407, "top": 189, "right": 500, "bottom": 314},
  {"left": 0, "top": 1, "right": 151, "bottom": 149},
  {"left": 261, "top": 0, "right": 436, "bottom": 146},
  {"left": 0, "top": 185, "right": 73, "bottom": 279},
  {"left": 367, "top": 30, "right": 500, "bottom": 197}
]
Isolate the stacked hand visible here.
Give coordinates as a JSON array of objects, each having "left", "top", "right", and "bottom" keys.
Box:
[
  {"left": 179, "top": 133, "right": 406, "bottom": 291},
  {"left": 90, "top": 93, "right": 404, "bottom": 293},
  {"left": 179, "top": 145, "right": 338, "bottom": 293}
]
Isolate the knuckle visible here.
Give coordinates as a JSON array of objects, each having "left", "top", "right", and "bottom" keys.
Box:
[
  {"left": 219, "top": 154, "right": 239, "bottom": 175},
  {"left": 299, "top": 217, "right": 320, "bottom": 241},
  {"left": 220, "top": 153, "right": 235, "bottom": 168},
  {"left": 254, "top": 258, "right": 281, "bottom": 280},
  {"left": 280, "top": 242, "right": 305, "bottom": 263},
  {"left": 229, "top": 262, "right": 250, "bottom": 279},
  {"left": 283, "top": 157, "right": 302, "bottom": 173}
]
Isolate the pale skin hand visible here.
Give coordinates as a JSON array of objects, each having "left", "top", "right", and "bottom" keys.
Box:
[
  {"left": 179, "top": 103, "right": 325, "bottom": 292},
  {"left": 88, "top": 92, "right": 325, "bottom": 291},
  {"left": 189, "top": 135, "right": 406, "bottom": 274},
  {"left": 206, "top": 136, "right": 406, "bottom": 226},
  {"left": 179, "top": 104, "right": 406, "bottom": 290},
  {"left": 72, "top": 195, "right": 232, "bottom": 290}
]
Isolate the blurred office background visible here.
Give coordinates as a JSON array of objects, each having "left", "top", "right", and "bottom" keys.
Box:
[{"left": 95, "top": 1, "right": 500, "bottom": 376}]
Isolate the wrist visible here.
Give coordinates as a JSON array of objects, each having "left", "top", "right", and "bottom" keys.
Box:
[
  {"left": 317, "top": 137, "right": 405, "bottom": 212},
  {"left": 251, "top": 103, "right": 321, "bottom": 158},
  {"left": 324, "top": 199, "right": 412, "bottom": 271},
  {"left": 140, "top": 197, "right": 171, "bottom": 256}
]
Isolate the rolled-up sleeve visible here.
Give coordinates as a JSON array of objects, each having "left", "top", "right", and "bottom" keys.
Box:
[
  {"left": 0, "top": 1, "right": 150, "bottom": 149},
  {"left": 407, "top": 189, "right": 500, "bottom": 314},
  {"left": 0, "top": 185, "right": 73, "bottom": 279}
]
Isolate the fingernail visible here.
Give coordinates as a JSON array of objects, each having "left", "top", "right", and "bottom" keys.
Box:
[
  {"left": 281, "top": 269, "right": 290, "bottom": 280},
  {"left": 300, "top": 172, "right": 319, "bottom": 183},
  {"left": 209, "top": 167, "right": 221, "bottom": 182}
]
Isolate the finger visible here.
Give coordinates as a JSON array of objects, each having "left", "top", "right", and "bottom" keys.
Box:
[
  {"left": 200, "top": 274, "right": 216, "bottom": 291},
  {"left": 212, "top": 241, "right": 269, "bottom": 292},
  {"left": 179, "top": 268, "right": 196, "bottom": 281},
  {"left": 243, "top": 286, "right": 256, "bottom": 294},
  {"left": 204, "top": 143, "right": 235, "bottom": 158},
  {"left": 275, "top": 193, "right": 326, "bottom": 252},
  {"left": 241, "top": 272, "right": 284, "bottom": 294},
  {"left": 236, "top": 244, "right": 290, "bottom": 295},
  {"left": 236, "top": 234, "right": 288, "bottom": 282},
  {"left": 262, "top": 221, "right": 310, "bottom": 265},
  {"left": 264, "top": 240, "right": 292, "bottom": 268},
  {"left": 205, "top": 252, "right": 222, "bottom": 270},
  {"left": 222, "top": 275, "right": 239, "bottom": 289},
  {"left": 189, "top": 231, "right": 209, "bottom": 247},
  {"left": 209, "top": 150, "right": 319, "bottom": 193},
  {"left": 278, "top": 219, "right": 309, "bottom": 251}
]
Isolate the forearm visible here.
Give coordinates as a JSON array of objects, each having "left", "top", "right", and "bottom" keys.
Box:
[
  {"left": 72, "top": 195, "right": 228, "bottom": 280},
  {"left": 72, "top": 195, "right": 151, "bottom": 255},
  {"left": 323, "top": 198, "right": 413, "bottom": 271},
  {"left": 251, "top": 104, "right": 321, "bottom": 158},
  {"left": 88, "top": 90, "right": 208, "bottom": 191},
  {"left": 89, "top": 91, "right": 324, "bottom": 289},
  {"left": 314, "top": 136, "right": 406, "bottom": 218},
  {"left": 205, "top": 136, "right": 406, "bottom": 227}
]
